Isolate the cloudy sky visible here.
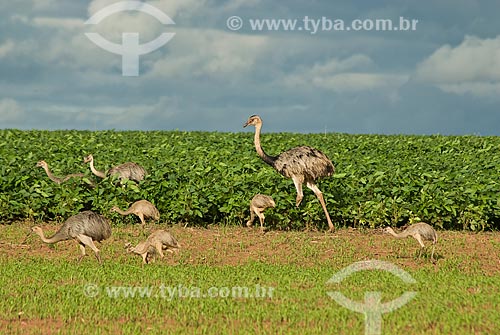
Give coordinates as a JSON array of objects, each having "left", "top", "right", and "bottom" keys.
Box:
[{"left": 1, "top": 0, "right": 499, "bottom": 134}]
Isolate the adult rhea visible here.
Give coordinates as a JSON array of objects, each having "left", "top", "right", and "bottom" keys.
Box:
[{"left": 244, "top": 115, "right": 335, "bottom": 231}]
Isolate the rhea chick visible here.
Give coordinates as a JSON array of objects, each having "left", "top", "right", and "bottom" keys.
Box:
[
  {"left": 246, "top": 194, "right": 276, "bottom": 231},
  {"left": 125, "top": 229, "right": 180, "bottom": 264},
  {"left": 384, "top": 222, "right": 438, "bottom": 261}
]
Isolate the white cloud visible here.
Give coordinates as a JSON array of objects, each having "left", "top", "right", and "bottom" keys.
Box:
[
  {"left": 36, "top": 32, "right": 118, "bottom": 71},
  {"left": 0, "top": 40, "right": 14, "bottom": 58},
  {"left": 0, "top": 13, "right": 117, "bottom": 73},
  {"left": 31, "top": 0, "right": 58, "bottom": 10},
  {"left": 222, "top": 0, "right": 262, "bottom": 12},
  {"left": 5, "top": 0, "right": 265, "bottom": 80},
  {"left": 6, "top": 19, "right": 119, "bottom": 72},
  {"left": 10, "top": 14, "right": 30, "bottom": 24},
  {"left": 312, "top": 73, "right": 408, "bottom": 93},
  {"left": 84, "top": 0, "right": 206, "bottom": 53},
  {"left": 3, "top": 1, "right": 268, "bottom": 84},
  {"left": 33, "top": 96, "right": 178, "bottom": 129},
  {"left": 416, "top": 35, "right": 500, "bottom": 96},
  {"left": 88, "top": 0, "right": 205, "bottom": 20},
  {"left": 32, "top": 17, "right": 84, "bottom": 29},
  {"left": 85, "top": 7, "right": 167, "bottom": 43},
  {"left": 433, "top": 82, "right": 500, "bottom": 96},
  {"left": 0, "top": 98, "right": 25, "bottom": 123},
  {"left": 148, "top": 29, "right": 269, "bottom": 78},
  {"left": 308, "top": 55, "right": 373, "bottom": 75},
  {"left": 285, "top": 54, "right": 408, "bottom": 94}
]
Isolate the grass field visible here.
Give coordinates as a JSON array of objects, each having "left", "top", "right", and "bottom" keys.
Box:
[{"left": 1, "top": 222, "right": 499, "bottom": 334}]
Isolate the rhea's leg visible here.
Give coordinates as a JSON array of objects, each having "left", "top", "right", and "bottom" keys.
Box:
[
  {"left": 415, "top": 235, "right": 426, "bottom": 248},
  {"left": 78, "top": 243, "right": 86, "bottom": 263},
  {"left": 138, "top": 213, "right": 146, "bottom": 226},
  {"left": 292, "top": 176, "right": 304, "bottom": 207},
  {"left": 247, "top": 205, "right": 256, "bottom": 227},
  {"left": 306, "top": 182, "right": 334, "bottom": 231},
  {"left": 77, "top": 235, "right": 102, "bottom": 263},
  {"left": 257, "top": 211, "right": 265, "bottom": 230},
  {"left": 154, "top": 241, "right": 165, "bottom": 258}
]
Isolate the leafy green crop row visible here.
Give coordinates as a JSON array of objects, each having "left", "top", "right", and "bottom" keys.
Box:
[{"left": 1, "top": 129, "right": 499, "bottom": 230}]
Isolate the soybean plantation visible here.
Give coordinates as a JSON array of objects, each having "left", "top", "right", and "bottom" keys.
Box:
[{"left": 1, "top": 129, "right": 500, "bottom": 230}]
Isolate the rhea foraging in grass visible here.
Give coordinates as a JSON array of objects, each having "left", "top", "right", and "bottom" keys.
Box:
[
  {"left": 383, "top": 222, "right": 438, "bottom": 261},
  {"left": 125, "top": 229, "right": 180, "bottom": 264},
  {"left": 30, "top": 210, "right": 111, "bottom": 263},
  {"left": 110, "top": 200, "right": 160, "bottom": 226},
  {"left": 83, "top": 154, "right": 147, "bottom": 182},
  {"left": 246, "top": 194, "right": 276, "bottom": 231},
  {"left": 244, "top": 115, "right": 335, "bottom": 231}
]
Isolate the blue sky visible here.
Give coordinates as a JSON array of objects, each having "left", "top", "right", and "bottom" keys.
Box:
[{"left": 0, "top": 0, "right": 499, "bottom": 134}]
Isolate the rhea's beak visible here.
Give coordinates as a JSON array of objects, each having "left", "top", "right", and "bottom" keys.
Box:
[
  {"left": 243, "top": 120, "right": 250, "bottom": 128},
  {"left": 20, "top": 228, "right": 33, "bottom": 244}
]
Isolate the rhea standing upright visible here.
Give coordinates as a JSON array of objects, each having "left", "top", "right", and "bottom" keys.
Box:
[{"left": 244, "top": 115, "right": 335, "bottom": 231}]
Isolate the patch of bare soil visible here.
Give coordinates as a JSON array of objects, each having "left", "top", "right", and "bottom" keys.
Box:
[
  {"left": 2, "top": 222, "right": 499, "bottom": 274},
  {"left": 168, "top": 226, "right": 500, "bottom": 274},
  {"left": 0, "top": 317, "right": 65, "bottom": 335}
]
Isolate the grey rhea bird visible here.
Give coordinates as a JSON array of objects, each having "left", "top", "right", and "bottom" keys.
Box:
[
  {"left": 31, "top": 210, "right": 112, "bottom": 263},
  {"left": 110, "top": 200, "right": 160, "bottom": 226},
  {"left": 383, "top": 222, "right": 438, "bottom": 261},
  {"left": 244, "top": 115, "right": 336, "bottom": 231},
  {"left": 83, "top": 154, "right": 147, "bottom": 182},
  {"left": 246, "top": 194, "right": 276, "bottom": 230},
  {"left": 125, "top": 229, "right": 180, "bottom": 264},
  {"left": 36, "top": 160, "right": 86, "bottom": 185}
]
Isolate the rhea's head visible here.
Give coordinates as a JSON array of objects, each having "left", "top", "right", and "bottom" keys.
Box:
[
  {"left": 83, "top": 154, "right": 94, "bottom": 164},
  {"left": 31, "top": 226, "right": 43, "bottom": 235},
  {"left": 36, "top": 160, "right": 48, "bottom": 168},
  {"left": 383, "top": 227, "right": 395, "bottom": 234},
  {"left": 243, "top": 115, "right": 262, "bottom": 128}
]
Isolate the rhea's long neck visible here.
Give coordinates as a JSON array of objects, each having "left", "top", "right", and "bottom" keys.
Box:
[
  {"left": 254, "top": 123, "right": 277, "bottom": 166},
  {"left": 42, "top": 165, "right": 62, "bottom": 183},
  {"left": 387, "top": 228, "right": 410, "bottom": 239},
  {"left": 114, "top": 207, "right": 132, "bottom": 215},
  {"left": 89, "top": 159, "right": 106, "bottom": 178},
  {"left": 34, "top": 229, "right": 67, "bottom": 243}
]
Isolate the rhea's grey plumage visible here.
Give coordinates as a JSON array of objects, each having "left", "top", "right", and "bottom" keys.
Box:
[
  {"left": 31, "top": 210, "right": 112, "bottom": 263},
  {"left": 384, "top": 222, "right": 438, "bottom": 261},
  {"left": 244, "top": 115, "right": 336, "bottom": 231},
  {"left": 110, "top": 200, "right": 160, "bottom": 226},
  {"left": 83, "top": 154, "right": 147, "bottom": 182},
  {"left": 273, "top": 146, "right": 335, "bottom": 181}
]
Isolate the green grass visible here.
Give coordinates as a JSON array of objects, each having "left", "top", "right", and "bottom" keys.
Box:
[
  {"left": 1, "top": 224, "right": 499, "bottom": 334},
  {"left": 2, "top": 258, "right": 499, "bottom": 334}
]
